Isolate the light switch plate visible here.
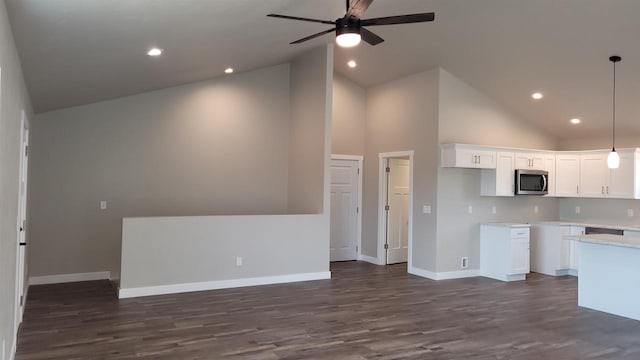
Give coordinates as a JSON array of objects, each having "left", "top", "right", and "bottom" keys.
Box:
[
  {"left": 628, "top": 209, "right": 634, "bottom": 217},
  {"left": 575, "top": 206, "right": 581, "bottom": 214},
  {"left": 534, "top": 206, "right": 539, "bottom": 214},
  {"left": 468, "top": 205, "right": 473, "bottom": 214},
  {"left": 236, "top": 257, "right": 243, "bottom": 266},
  {"left": 100, "top": 201, "right": 107, "bottom": 210},
  {"left": 423, "top": 205, "right": 431, "bottom": 214},
  {"left": 491, "top": 206, "right": 497, "bottom": 214}
]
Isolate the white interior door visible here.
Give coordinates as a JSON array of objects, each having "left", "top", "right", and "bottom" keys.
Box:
[
  {"left": 16, "top": 113, "right": 29, "bottom": 325},
  {"left": 386, "top": 158, "right": 409, "bottom": 264},
  {"left": 330, "top": 159, "right": 359, "bottom": 261}
]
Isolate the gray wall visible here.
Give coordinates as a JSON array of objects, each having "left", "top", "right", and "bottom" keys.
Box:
[
  {"left": 363, "top": 69, "right": 440, "bottom": 269},
  {"left": 0, "top": 1, "right": 33, "bottom": 357},
  {"left": 436, "top": 69, "right": 559, "bottom": 272},
  {"left": 331, "top": 74, "right": 365, "bottom": 156},
  {"left": 287, "top": 45, "right": 333, "bottom": 214},
  {"left": 29, "top": 64, "right": 292, "bottom": 279},
  {"left": 559, "top": 135, "right": 640, "bottom": 151}
]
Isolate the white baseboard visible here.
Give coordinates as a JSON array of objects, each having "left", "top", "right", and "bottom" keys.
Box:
[
  {"left": 409, "top": 266, "right": 480, "bottom": 280},
  {"left": 28, "top": 271, "right": 111, "bottom": 285},
  {"left": 358, "top": 254, "right": 382, "bottom": 265},
  {"left": 118, "top": 271, "right": 331, "bottom": 299}
]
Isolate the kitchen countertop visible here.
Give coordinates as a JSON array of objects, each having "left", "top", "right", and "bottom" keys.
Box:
[
  {"left": 530, "top": 221, "right": 640, "bottom": 232},
  {"left": 565, "top": 233, "right": 640, "bottom": 249},
  {"left": 481, "top": 222, "right": 531, "bottom": 228}
]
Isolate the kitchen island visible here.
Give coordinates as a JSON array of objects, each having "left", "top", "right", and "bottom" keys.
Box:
[{"left": 567, "top": 233, "right": 640, "bottom": 321}]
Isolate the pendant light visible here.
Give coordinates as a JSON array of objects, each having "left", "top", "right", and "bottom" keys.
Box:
[{"left": 607, "top": 55, "right": 621, "bottom": 169}]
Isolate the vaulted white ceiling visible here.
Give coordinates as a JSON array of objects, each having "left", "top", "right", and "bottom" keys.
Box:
[{"left": 6, "top": 0, "right": 640, "bottom": 139}]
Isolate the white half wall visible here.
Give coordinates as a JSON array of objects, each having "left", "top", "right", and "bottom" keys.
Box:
[{"left": 120, "top": 214, "right": 330, "bottom": 298}]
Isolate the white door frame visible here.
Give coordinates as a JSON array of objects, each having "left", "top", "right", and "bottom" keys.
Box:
[
  {"left": 377, "top": 151, "right": 414, "bottom": 267},
  {"left": 330, "top": 154, "right": 364, "bottom": 260},
  {"left": 15, "top": 110, "right": 29, "bottom": 328}
]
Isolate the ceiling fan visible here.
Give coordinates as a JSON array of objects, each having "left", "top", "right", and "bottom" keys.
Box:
[{"left": 267, "top": 0, "right": 435, "bottom": 47}]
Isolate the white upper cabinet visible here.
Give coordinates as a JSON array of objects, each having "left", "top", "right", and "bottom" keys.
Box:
[
  {"left": 481, "top": 151, "right": 515, "bottom": 196},
  {"left": 580, "top": 151, "right": 609, "bottom": 198},
  {"left": 441, "top": 144, "right": 496, "bottom": 169},
  {"left": 515, "top": 152, "right": 545, "bottom": 171},
  {"left": 555, "top": 154, "right": 581, "bottom": 197},
  {"left": 579, "top": 149, "right": 637, "bottom": 199},
  {"left": 608, "top": 149, "right": 636, "bottom": 198}
]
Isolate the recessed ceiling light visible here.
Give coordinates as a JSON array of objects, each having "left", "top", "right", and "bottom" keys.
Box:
[
  {"left": 225, "top": 68, "right": 234, "bottom": 74},
  {"left": 531, "top": 92, "right": 543, "bottom": 100},
  {"left": 570, "top": 118, "right": 581, "bottom": 124},
  {"left": 347, "top": 60, "right": 357, "bottom": 68},
  {"left": 147, "top": 47, "right": 163, "bottom": 57}
]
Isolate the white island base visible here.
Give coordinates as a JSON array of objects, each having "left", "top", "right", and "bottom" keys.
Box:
[{"left": 577, "top": 235, "right": 640, "bottom": 321}]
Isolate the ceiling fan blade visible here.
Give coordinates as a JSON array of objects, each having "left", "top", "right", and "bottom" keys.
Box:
[
  {"left": 290, "top": 28, "right": 335, "bottom": 44},
  {"left": 361, "top": 12, "right": 435, "bottom": 26},
  {"left": 346, "top": 0, "right": 374, "bottom": 18},
  {"left": 360, "top": 28, "right": 384, "bottom": 46},
  {"left": 267, "top": 14, "right": 335, "bottom": 25}
]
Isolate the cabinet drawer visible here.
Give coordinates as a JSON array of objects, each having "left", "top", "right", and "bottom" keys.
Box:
[{"left": 511, "top": 228, "right": 530, "bottom": 238}]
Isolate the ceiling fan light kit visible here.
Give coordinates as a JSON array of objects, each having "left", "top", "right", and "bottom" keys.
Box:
[
  {"left": 267, "top": 0, "right": 434, "bottom": 47},
  {"left": 608, "top": 55, "right": 621, "bottom": 169}
]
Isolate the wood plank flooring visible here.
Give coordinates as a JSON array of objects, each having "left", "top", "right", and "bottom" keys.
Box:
[{"left": 16, "top": 262, "right": 640, "bottom": 359}]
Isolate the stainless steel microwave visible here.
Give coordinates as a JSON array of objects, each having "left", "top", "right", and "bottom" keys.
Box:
[{"left": 515, "top": 169, "right": 548, "bottom": 195}]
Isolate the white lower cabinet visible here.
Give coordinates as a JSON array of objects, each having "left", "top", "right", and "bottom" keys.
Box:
[
  {"left": 480, "top": 225, "right": 530, "bottom": 281},
  {"left": 530, "top": 224, "right": 583, "bottom": 276}
]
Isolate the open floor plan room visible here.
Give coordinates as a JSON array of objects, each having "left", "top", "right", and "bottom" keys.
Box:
[{"left": 3, "top": 1, "right": 640, "bottom": 359}]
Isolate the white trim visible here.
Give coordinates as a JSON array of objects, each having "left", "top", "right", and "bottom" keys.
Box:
[
  {"left": 10, "top": 335, "right": 16, "bottom": 360},
  {"left": 28, "top": 271, "right": 111, "bottom": 285},
  {"left": 118, "top": 271, "right": 331, "bottom": 299},
  {"left": 358, "top": 254, "right": 382, "bottom": 265},
  {"left": 409, "top": 266, "right": 480, "bottom": 280},
  {"left": 330, "top": 154, "right": 364, "bottom": 261},
  {"left": 377, "top": 151, "right": 414, "bottom": 267},
  {"left": 331, "top": 154, "right": 364, "bottom": 161}
]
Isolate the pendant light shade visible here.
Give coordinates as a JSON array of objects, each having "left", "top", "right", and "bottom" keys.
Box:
[
  {"left": 607, "top": 150, "right": 620, "bottom": 168},
  {"left": 608, "top": 55, "right": 621, "bottom": 169}
]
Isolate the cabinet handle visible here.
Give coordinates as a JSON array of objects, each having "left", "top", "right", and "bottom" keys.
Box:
[
  {"left": 607, "top": 186, "right": 610, "bottom": 194},
  {"left": 602, "top": 186, "right": 605, "bottom": 195},
  {"left": 576, "top": 185, "right": 579, "bottom": 195}
]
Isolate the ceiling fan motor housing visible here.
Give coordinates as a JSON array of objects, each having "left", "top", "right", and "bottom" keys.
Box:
[{"left": 336, "top": 17, "right": 361, "bottom": 36}]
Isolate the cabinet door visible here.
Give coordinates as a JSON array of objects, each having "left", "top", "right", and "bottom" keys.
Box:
[
  {"left": 529, "top": 153, "right": 546, "bottom": 170},
  {"left": 555, "top": 155, "right": 580, "bottom": 197},
  {"left": 454, "top": 148, "right": 478, "bottom": 168},
  {"left": 558, "top": 227, "right": 571, "bottom": 270},
  {"left": 509, "top": 238, "right": 530, "bottom": 275},
  {"left": 476, "top": 150, "right": 497, "bottom": 169},
  {"left": 608, "top": 150, "right": 635, "bottom": 198},
  {"left": 569, "top": 226, "right": 583, "bottom": 272},
  {"left": 495, "top": 152, "right": 515, "bottom": 196},
  {"left": 544, "top": 155, "right": 556, "bottom": 197},
  {"left": 514, "top": 153, "right": 531, "bottom": 169},
  {"left": 580, "top": 152, "right": 608, "bottom": 198}
]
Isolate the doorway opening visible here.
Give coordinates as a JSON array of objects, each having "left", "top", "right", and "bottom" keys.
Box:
[
  {"left": 377, "top": 151, "right": 414, "bottom": 266},
  {"left": 15, "top": 110, "right": 29, "bottom": 327},
  {"left": 329, "top": 155, "right": 363, "bottom": 262}
]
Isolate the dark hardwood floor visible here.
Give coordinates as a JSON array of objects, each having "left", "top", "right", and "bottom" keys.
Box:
[{"left": 16, "top": 262, "right": 640, "bottom": 359}]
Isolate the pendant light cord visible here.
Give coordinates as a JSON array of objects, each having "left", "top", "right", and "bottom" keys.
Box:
[{"left": 613, "top": 59, "right": 616, "bottom": 151}]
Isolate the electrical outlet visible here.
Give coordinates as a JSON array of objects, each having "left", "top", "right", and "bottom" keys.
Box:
[
  {"left": 468, "top": 205, "right": 473, "bottom": 214},
  {"left": 534, "top": 206, "right": 539, "bottom": 214},
  {"left": 491, "top": 206, "right": 497, "bottom": 214},
  {"left": 100, "top": 201, "right": 107, "bottom": 210},
  {"left": 628, "top": 209, "right": 634, "bottom": 217},
  {"left": 423, "top": 205, "right": 431, "bottom": 214},
  {"left": 575, "top": 206, "right": 581, "bottom": 214},
  {"left": 461, "top": 257, "right": 469, "bottom": 269},
  {"left": 236, "top": 257, "right": 243, "bottom": 267}
]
